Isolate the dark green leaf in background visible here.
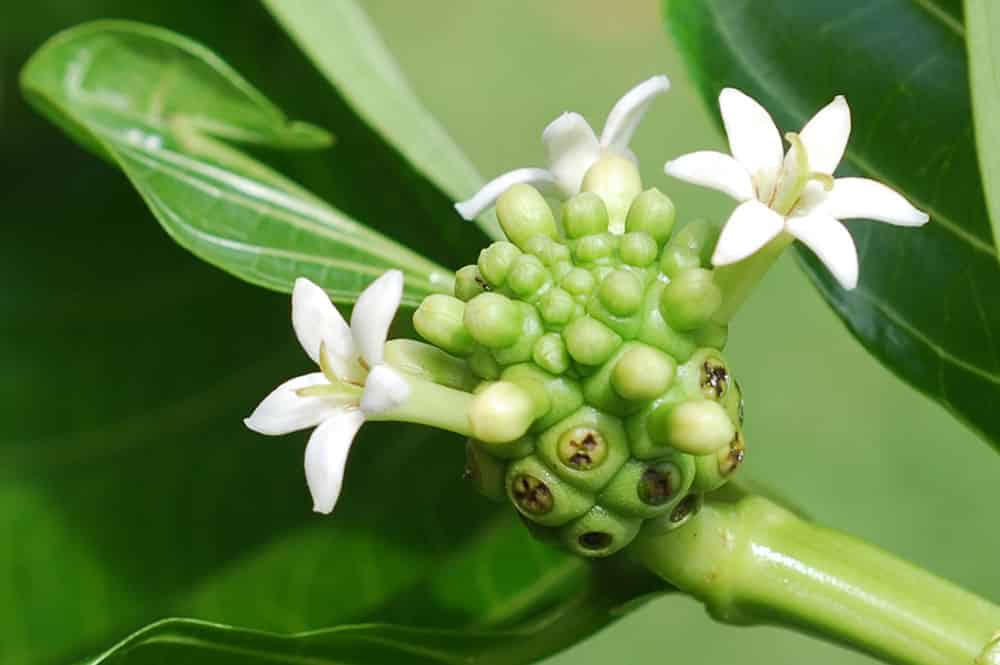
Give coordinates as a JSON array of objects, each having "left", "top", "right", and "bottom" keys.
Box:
[
  {"left": 665, "top": 0, "right": 1000, "bottom": 450},
  {"left": 966, "top": 0, "right": 1000, "bottom": 248}
]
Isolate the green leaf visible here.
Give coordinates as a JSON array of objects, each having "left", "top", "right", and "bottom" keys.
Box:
[
  {"left": 262, "top": 0, "right": 501, "bottom": 242},
  {"left": 20, "top": 20, "right": 451, "bottom": 305},
  {"left": 664, "top": 0, "right": 1000, "bottom": 450},
  {"left": 966, "top": 0, "right": 1000, "bottom": 249}
]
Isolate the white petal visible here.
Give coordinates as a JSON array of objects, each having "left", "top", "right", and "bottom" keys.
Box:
[
  {"left": 712, "top": 200, "right": 786, "bottom": 266},
  {"left": 599, "top": 75, "right": 671, "bottom": 152},
  {"left": 454, "top": 168, "right": 557, "bottom": 220},
  {"left": 820, "top": 177, "right": 929, "bottom": 226},
  {"left": 292, "top": 278, "right": 353, "bottom": 369},
  {"left": 799, "top": 95, "right": 851, "bottom": 175},
  {"left": 786, "top": 215, "right": 859, "bottom": 289},
  {"left": 304, "top": 409, "right": 365, "bottom": 514},
  {"left": 664, "top": 151, "right": 755, "bottom": 201},
  {"left": 244, "top": 373, "right": 339, "bottom": 436},
  {"left": 360, "top": 365, "right": 411, "bottom": 415},
  {"left": 718, "top": 88, "right": 784, "bottom": 178},
  {"left": 542, "top": 112, "right": 601, "bottom": 196},
  {"left": 351, "top": 270, "right": 403, "bottom": 368}
]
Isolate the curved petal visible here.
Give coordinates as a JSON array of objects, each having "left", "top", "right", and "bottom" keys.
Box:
[
  {"left": 542, "top": 112, "right": 601, "bottom": 196},
  {"left": 304, "top": 409, "right": 365, "bottom": 514},
  {"left": 244, "top": 372, "right": 339, "bottom": 436},
  {"left": 351, "top": 269, "right": 403, "bottom": 368},
  {"left": 799, "top": 95, "right": 851, "bottom": 175},
  {"left": 599, "top": 75, "right": 671, "bottom": 152},
  {"left": 360, "top": 365, "right": 411, "bottom": 415},
  {"left": 712, "top": 200, "right": 786, "bottom": 266},
  {"left": 718, "top": 88, "right": 784, "bottom": 178},
  {"left": 454, "top": 168, "right": 557, "bottom": 220},
  {"left": 786, "top": 215, "right": 859, "bottom": 289},
  {"left": 820, "top": 177, "right": 929, "bottom": 226},
  {"left": 292, "top": 278, "right": 353, "bottom": 369},
  {"left": 664, "top": 150, "right": 755, "bottom": 201}
]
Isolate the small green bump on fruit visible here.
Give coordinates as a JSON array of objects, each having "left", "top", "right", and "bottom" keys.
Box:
[
  {"left": 557, "top": 426, "right": 609, "bottom": 471},
  {"left": 501, "top": 363, "right": 584, "bottom": 430},
  {"left": 478, "top": 241, "right": 521, "bottom": 286},
  {"left": 650, "top": 400, "right": 736, "bottom": 455},
  {"left": 468, "top": 381, "right": 536, "bottom": 443},
  {"left": 537, "top": 407, "right": 630, "bottom": 492},
  {"left": 626, "top": 393, "right": 684, "bottom": 459},
  {"left": 563, "top": 316, "right": 622, "bottom": 366},
  {"left": 464, "top": 292, "right": 522, "bottom": 348},
  {"left": 599, "top": 455, "right": 694, "bottom": 518},
  {"left": 561, "top": 267, "right": 595, "bottom": 298},
  {"left": 524, "top": 234, "right": 569, "bottom": 266},
  {"left": 660, "top": 268, "right": 722, "bottom": 331},
  {"left": 598, "top": 269, "right": 643, "bottom": 316},
  {"left": 412, "top": 294, "right": 476, "bottom": 356},
  {"left": 636, "top": 281, "right": 698, "bottom": 362},
  {"left": 611, "top": 344, "right": 676, "bottom": 401},
  {"left": 573, "top": 232, "right": 617, "bottom": 263},
  {"left": 507, "top": 254, "right": 550, "bottom": 299},
  {"left": 642, "top": 492, "right": 702, "bottom": 535},
  {"left": 692, "top": 430, "right": 746, "bottom": 492},
  {"left": 559, "top": 505, "right": 640, "bottom": 557},
  {"left": 538, "top": 287, "right": 576, "bottom": 326},
  {"left": 581, "top": 154, "right": 642, "bottom": 234},
  {"left": 620, "top": 231, "right": 659, "bottom": 266},
  {"left": 496, "top": 184, "right": 558, "bottom": 249},
  {"left": 660, "top": 220, "right": 718, "bottom": 278},
  {"left": 464, "top": 440, "right": 507, "bottom": 501},
  {"left": 506, "top": 455, "right": 594, "bottom": 527},
  {"left": 454, "top": 265, "right": 488, "bottom": 301},
  {"left": 533, "top": 333, "right": 570, "bottom": 374},
  {"left": 562, "top": 191, "right": 610, "bottom": 238},
  {"left": 493, "top": 303, "right": 544, "bottom": 365},
  {"left": 383, "top": 339, "right": 477, "bottom": 391},
  {"left": 468, "top": 347, "right": 501, "bottom": 380},
  {"left": 625, "top": 188, "right": 676, "bottom": 244}
]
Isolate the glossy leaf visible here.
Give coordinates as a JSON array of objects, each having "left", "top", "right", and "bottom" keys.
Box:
[
  {"left": 664, "top": 0, "right": 1000, "bottom": 449},
  {"left": 20, "top": 20, "right": 451, "bottom": 305},
  {"left": 966, "top": 0, "right": 1000, "bottom": 248}
]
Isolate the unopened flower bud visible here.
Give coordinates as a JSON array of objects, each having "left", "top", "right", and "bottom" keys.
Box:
[
  {"left": 625, "top": 188, "right": 676, "bottom": 245},
  {"left": 492, "top": 303, "right": 544, "bottom": 365},
  {"left": 563, "top": 316, "right": 621, "bottom": 366},
  {"left": 524, "top": 234, "right": 569, "bottom": 265},
  {"left": 620, "top": 231, "right": 659, "bottom": 267},
  {"left": 611, "top": 344, "right": 676, "bottom": 401},
  {"left": 538, "top": 287, "right": 576, "bottom": 326},
  {"left": 454, "top": 265, "right": 488, "bottom": 301},
  {"left": 506, "top": 455, "right": 593, "bottom": 527},
  {"left": 468, "top": 381, "right": 536, "bottom": 443},
  {"left": 464, "top": 292, "right": 522, "bottom": 348},
  {"left": 660, "top": 268, "right": 722, "bottom": 331},
  {"left": 559, "top": 505, "right": 639, "bottom": 557},
  {"left": 496, "top": 183, "right": 558, "bottom": 250},
  {"left": 532, "top": 332, "right": 571, "bottom": 375},
  {"left": 581, "top": 154, "right": 642, "bottom": 234},
  {"left": 649, "top": 399, "right": 735, "bottom": 455},
  {"left": 507, "top": 254, "right": 550, "bottom": 299},
  {"left": 560, "top": 267, "right": 595, "bottom": 298},
  {"left": 562, "top": 191, "right": 610, "bottom": 238},
  {"left": 659, "top": 219, "right": 717, "bottom": 278},
  {"left": 478, "top": 241, "right": 521, "bottom": 286},
  {"left": 573, "top": 232, "right": 617, "bottom": 263},
  {"left": 501, "top": 363, "right": 583, "bottom": 430},
  {"left": 598, "top": 269, "right": 644, "bottom": 317},
  {"left": 412, "top": 294, "right": 476, "bottom": 356},
  {"left": 468, "top": 347, "right": 500, "bottom": 380}
]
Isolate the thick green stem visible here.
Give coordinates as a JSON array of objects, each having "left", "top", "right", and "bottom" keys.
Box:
[
  {"left": 630, "top": 493, "right": 1000, "bottom": 665},
  {"left": 712, "top": 233, "right": 793, "bottom": 324}
]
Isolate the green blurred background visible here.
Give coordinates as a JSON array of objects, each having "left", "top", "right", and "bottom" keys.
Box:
[{"left": 2, "top": 1, "right": 997, "bottom": 664}]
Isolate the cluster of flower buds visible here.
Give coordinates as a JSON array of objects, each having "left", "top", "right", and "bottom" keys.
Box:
[{"left": 414, "top": 178, "right": 744, "bottom": 557}]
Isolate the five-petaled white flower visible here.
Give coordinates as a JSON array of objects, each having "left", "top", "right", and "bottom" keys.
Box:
[
  {"left": 664, "top": 88, "right": 929, "bottom": 289},
  {"left": 454, "top": 75, "right": 671, "bottom": 220},
  {"left": 244, "top": 271, "right": 409, "bottom": 514}
]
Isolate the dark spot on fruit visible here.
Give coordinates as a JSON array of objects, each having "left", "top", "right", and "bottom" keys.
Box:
[
  {"left": 670, "top": 494, "right": 699, "bottom": 523},
  {"left": 557, "top": 428, "right": 607, "bottom": 470},
  {"left": 512, "top": 474, "right": 554, "bottom": 514},
  {"left": 701, "top": 360, "right": 730, "bottom": 399},
  {"left": 578, "top": 531, "right": 613, "bottom": 550},
  {"left": 720, "top": 431, "right": 746, "bottom": 476},
  {"left": 638, "top": 466, "right": 675, "bottom": 505},
  {"left": 474, "top": 274, "right": 492, "bottom": 291}
]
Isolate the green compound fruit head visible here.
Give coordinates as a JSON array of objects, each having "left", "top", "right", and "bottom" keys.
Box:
[{"left": 410, "top": 182, "right": 746, "bottom": 557}]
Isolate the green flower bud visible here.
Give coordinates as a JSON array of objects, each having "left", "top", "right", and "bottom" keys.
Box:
[
  {"left": 507, "top": 254, "right": 551, "bottom": 300},
  {"left": 573, "top": 232, "right": 618, "bottom": 264},
  {"left": 496, "top": 183, "right": 558, "bottom": 250},
  {"left": 619, "top": 231, "right": 659, "bottom": 267},
  {"left": 642, "top": 492, "right": 703, "bottom": 536},
  {"left": 648, "top": 399, "right": 736, "bottom": 455},
  {"left": 660, "top": 219, "right": 718, "bottom": 278},
  {"left": 454, "top": 264, "right": 488, "bottom": 301},
  {"left": 468, "top": 347, "right": 501, "bottom": 380},
  {"left": 660, "top": 268, "right": 722, "bottom": 331},
  {"left": 532, "top": 332, "right": 570, "bottom": 375},
  {"left": 413, "top": 294, "right": 476, "bottom": 356},
  {"left": 611, "top": 343, "right": 676, "bottom": 401},
  {"left": 468, "top": 381, "right": 536, "bottom": 444},
  {"left": 493, "top": 303, "right": 544, "bottom": 365},
  {"left": 538, "top": 287, "right": 576, "bottom": 326},
  {"left": 537, "top": 407, "right": 629, "bottom": 492},
  {"left": 559, "top": 505, "right": 640, "bottom": 557},
  {"left": 562, "top": 191, "right": 610, "bottom": 238},
  {"left": 506, "top": 455, "right": 593, "bottom": 527},
  {"left": 464, "top": 292, "right": 522, "bottom": 348},
  {"left": 560, "top": 267, "right": 596, "bottom": 298},
  {"left": 625, "top": 188, "right": 676, "bottom": 245},
  {"left": 581, "top": 154, "right": 642, "bottom": 234},
  {"left": 464, "top": 440, "right": 508, "bottom": 501},
  {"left": 598, "top": 269, "right": 644, "bottom": 317},
  {"left": 383, "top": 339, "right": 477, "bottom": 391},
  {"left": 599, "top": 453, "right": 695, "bottom": 518},
  {"left": 524, "top": 234, "right": 570, "bottom": 266},
  {"left": 563, "top": 316, "right": 622, "bottom": 366},
  {"left": 636, "top": 281, "right": 698, "bottom": 362},
  {"left": 478, "top": 241, "right": 521, "bottom": 287},
  {"left": 692, "top": 429, "right": 746, "bottom": 492},
  {"left": 625, "top": 393, "right": 684, "bottom": 459},
  {"left": 501, "top": 363, "right": 584, "bottom": 430}
]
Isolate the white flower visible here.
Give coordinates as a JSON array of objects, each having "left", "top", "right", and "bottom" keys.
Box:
[
  {"left": 244, "top": 271, "right": 410, "bottom": 514},
  {"left": 455, "top": 75, "right": 671, "bottom": 220},
  {"left": 664, "top": 88, "right": 929, "bottom": 289}
]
